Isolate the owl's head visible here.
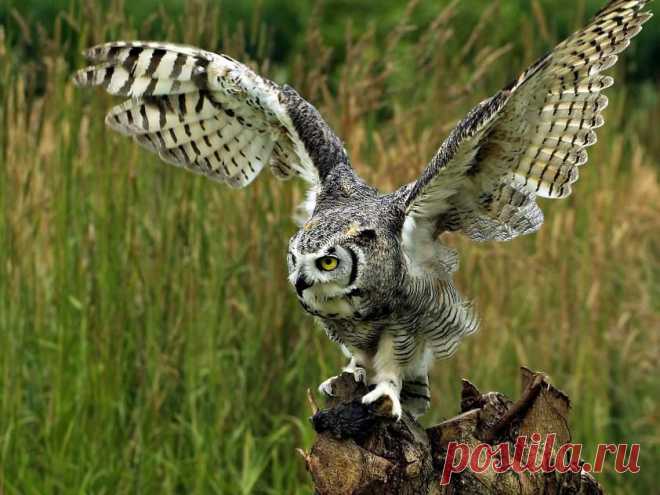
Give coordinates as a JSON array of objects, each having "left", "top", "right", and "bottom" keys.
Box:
[{"left": 287, "top": 206, "right": 403, "bottom": 319}]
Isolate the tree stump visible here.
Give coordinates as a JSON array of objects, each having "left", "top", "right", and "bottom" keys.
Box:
[{"left": 298, "top": 368, "right": 604, "bottom": 495}]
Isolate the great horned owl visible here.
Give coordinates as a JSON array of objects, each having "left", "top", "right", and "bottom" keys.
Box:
[{"left": 74, "top": 0, "right": 650, "bottom": 418}]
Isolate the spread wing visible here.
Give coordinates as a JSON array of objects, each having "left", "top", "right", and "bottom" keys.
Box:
[
  {"left": 73, "top": 41, "right": 348, "bottom": 190},
  {"left": 402, "top": 0, "right": 651, "bottom": 258}
]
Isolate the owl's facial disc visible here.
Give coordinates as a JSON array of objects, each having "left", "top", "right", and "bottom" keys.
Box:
[{"left": 287, "top": 244, "right": 362, "bottom": 317}]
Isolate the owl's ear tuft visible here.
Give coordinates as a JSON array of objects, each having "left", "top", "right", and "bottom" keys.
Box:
[{"left": 355, "top": 229, "right": 377, "bottom": 243}]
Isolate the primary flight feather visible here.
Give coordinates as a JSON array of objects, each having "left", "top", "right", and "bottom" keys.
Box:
[{"left": 74, "top": 0, "right": 651, "bottom": 418}]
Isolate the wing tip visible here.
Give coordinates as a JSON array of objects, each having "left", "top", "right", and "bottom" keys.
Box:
[
  {"left": 638, "top": 10, "right": 654, "bottom": 24},
  {"left": 104, "top": 111, "right": 134, "bottom": 136},
  {"left": 72, "top": 66, "right": 94, "bottom": 87},
  {"left": 83, "top": 41, "right": 133, "bottom": 62},
  {"left": 83, "top": 44, "right": 106, "bottom": 62}
]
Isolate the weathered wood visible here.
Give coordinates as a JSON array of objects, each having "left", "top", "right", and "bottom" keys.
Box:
[{"left": 299, "top": 368, "right": 604, "bottom": 495}]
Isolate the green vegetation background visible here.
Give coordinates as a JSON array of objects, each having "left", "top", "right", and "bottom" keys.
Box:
[{"left": 1, "top": 0, "right": 658, "bottom": 494}]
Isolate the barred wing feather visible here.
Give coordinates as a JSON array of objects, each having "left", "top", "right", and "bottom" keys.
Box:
[
  {"left": 73, "top": 41, "right": 324, "bottom": 187},
  {"left": 404, "top": 0, "right": 651, "bottom": 244}
]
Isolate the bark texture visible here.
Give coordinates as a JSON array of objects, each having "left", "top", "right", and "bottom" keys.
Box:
[{"left": 298, "top": 368, "right": 604, "bottom": 495}]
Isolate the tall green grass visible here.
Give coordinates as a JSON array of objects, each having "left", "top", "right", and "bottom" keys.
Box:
[{"left": 0, "top": 1, "right": 658, "bottom": 493}]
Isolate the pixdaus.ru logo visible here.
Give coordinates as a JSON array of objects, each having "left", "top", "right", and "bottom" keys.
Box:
[{"left": 440, "top": 433, "right": 640, "bottom": 486}]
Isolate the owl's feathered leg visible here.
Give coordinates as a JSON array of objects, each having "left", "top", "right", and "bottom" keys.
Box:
[
  {"left": 318, "top": 347, "right": 367, "bottom": 397},
  {"left": 361, "top": 334, "right": 403, "bottom": 419},
  {"left": 401, "top": 375, "right": 431, "bottom": 418},
  {"left": 400, "top": 347, "right": 433, "bottom": 418}
]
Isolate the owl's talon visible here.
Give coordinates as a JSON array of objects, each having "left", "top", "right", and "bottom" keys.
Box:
[
  {"left": 318, "top": 376, "right": 338, "bottom": 397},
  {"left": 353, "top": 367, "right": 366, "bottom": 384},
  {"left": 345, "top": 366, "right": 367, "bottom": 385},
  {"left": 361, "top": 381, "right": 402, "bottom": 420}
]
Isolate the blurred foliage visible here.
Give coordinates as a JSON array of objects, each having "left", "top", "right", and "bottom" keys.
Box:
[
  {"left": 2, "top": 0, "right": 659, "bottom": 87},
  {"left": 0, "top": 1, "right": 658, "bottom": 494}
]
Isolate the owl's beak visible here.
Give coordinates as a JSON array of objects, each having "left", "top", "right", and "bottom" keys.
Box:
[{"left": 295, "top": 275, "right": 314, "bottom": 297}]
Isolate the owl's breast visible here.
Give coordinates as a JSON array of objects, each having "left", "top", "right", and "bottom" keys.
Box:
[
  {"left": 321, "top": 318, "right": 383, "bottom": 353},
  {"left": 297, "top": 284, "right": 366, "bottom": 320}
]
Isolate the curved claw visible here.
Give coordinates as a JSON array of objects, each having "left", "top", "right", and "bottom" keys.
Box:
[
  {"left": 349, "top": 366, "right": 367, "bottom": 385},
  {"left": 318, "top": 376, "right": 338, "bottom": 397}
]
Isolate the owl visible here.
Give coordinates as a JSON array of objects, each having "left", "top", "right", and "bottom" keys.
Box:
[{"left": 74, "top": 0, "right": 650, "bottom": 419}]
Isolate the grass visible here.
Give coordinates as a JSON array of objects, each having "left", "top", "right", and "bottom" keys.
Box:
[{"left": 0, "top": 1, "right": 658, "bottom": 493}]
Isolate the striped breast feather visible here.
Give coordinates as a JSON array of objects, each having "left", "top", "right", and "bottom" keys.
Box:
[
  {"left": 73, "top": 41, "right": 322, "bottom": 187},
  {"left": 403, "top": 0, "right": 650, "bottom": 245}
]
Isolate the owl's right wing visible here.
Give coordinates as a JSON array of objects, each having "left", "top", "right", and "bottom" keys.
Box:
[
  {"left": 74, "top": 41, "right": 348, "bottom": 192},
  {"left": 401, "top": 0, "right": 650, "bottom": 259}
]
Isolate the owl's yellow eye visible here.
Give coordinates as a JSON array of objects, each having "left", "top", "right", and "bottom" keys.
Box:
[{"left": 317, "top": 256, "right": 339, "bottom": 271}]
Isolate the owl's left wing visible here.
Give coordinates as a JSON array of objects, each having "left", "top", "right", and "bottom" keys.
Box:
[
  {"left": 74, "top": 41, "right": 348, "bottom": 189},
  {"left": 402, "top": 0, "right": 651, "bottom": 255}
]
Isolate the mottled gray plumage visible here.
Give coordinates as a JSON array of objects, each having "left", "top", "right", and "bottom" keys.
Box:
[{"left": 74, "top": 0, "right": 651, "bottom": 418}]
